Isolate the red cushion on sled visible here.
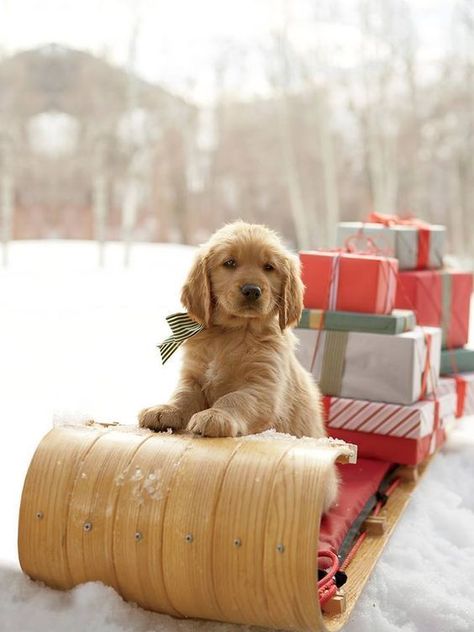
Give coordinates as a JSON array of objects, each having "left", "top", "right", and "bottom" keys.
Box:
[{"left": 319, "top": 457, "right": 392, "bottom": 554}]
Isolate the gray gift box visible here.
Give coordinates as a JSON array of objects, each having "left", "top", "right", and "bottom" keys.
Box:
[
  {"left": 295, "top": 326, "right": 442, "bottom": 405},
  {"left": 336, "top": 222, "right": 445, "bottom": 270}
]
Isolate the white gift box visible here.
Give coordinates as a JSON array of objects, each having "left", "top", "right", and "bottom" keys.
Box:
[
  {"left": 463, "top": 374, "right": 474, "bottom": 416},
  {"left": 336, "top": 221, "right": 445, "bottom": 270},
  {"left": 435, "top": 377, "right": 457, "bottom": 419},
  {"left": 458, "top": 372, "right": 474, "bottom": 416},
  {"left": 295, "top": 326, "right": 442, "bottom": 405},
  {"left": 437, "top": 372, "right": 474, "bottom": 417}
]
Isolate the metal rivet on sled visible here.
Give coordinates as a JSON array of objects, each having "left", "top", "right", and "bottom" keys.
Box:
[
  {"left": 134, "top": 531, "right": 143, "bottom": 543},
  {"left": 233, "top": 538, "right": 242, "bottom": 548},
  {"left": 36, "top": 511, "right": 44, "bottom": 520},
  {"left": 185, "top": 533, "right": 193, "bottom": 543},
  {"left": 276, "top": 543, "right": 285, "bottom": 553},
  {"left": 83, "top": 521, "right": 93, "bottom": 532}
]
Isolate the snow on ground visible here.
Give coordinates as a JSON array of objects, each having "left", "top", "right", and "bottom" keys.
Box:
[{"left": 1, "top": 240, "right": 473, "bottom": 632}]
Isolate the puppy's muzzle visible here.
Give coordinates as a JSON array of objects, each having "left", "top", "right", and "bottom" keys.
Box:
[{"left": 240, "top": 284, "right": 262, "bottom": 301}]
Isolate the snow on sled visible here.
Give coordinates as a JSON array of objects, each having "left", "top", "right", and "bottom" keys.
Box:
[{"left": 18, "top": 422, "right": 428, "bottom": 631}]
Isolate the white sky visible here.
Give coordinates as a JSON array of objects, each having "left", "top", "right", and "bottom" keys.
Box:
[{"left": 0, "top": 0, "right": 458, "bottom": 103}]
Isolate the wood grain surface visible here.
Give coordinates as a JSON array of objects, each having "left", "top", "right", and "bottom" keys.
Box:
[{"left": 18, "top": 425, "right": 355, "bottom": 631}]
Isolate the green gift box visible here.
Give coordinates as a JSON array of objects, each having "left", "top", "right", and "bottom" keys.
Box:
[
  {"left": 297, "top": 308, "right": 416, "bottom": 335},
  {"left": 441, "top": 348, "right": 474, "bottom": 374}
]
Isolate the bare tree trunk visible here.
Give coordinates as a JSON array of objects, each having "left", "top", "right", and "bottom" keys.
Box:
[
  {"left": 314, "top": 88, "right": 339, "bottom": 246},
  {"left": 122, "top": 172, "right": 139, "bottom": 266},
  {"left": 358, "top": 0, "right": 399, "bottom": 216},
  {"left": 272, "top": 26, "right": 310, "bottom": 249},
  {"left": 1, "top": 170, "right": 13, "bottom": 267},
  {"left": 121, "top": 17, "right": 140, "bottom": 265},
  {"left": 276, "top": 92, "right": 310, "bottom": 249},
  {"left": 92, "top": 140, "right": 108, "bottom": 267}
]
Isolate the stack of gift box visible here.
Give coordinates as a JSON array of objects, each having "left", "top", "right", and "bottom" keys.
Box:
[
  {"left": 338, "top": 216, "right": 474, "bottom": 420},
  {"left": 295, "top": 214, "right": 473, "bottom": 467}
]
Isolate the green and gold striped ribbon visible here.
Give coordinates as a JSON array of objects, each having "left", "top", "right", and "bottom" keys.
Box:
[
  {"left": 158, "top": 312, "right": 204, "bottom": 364},
  {"left": 299, "top": 309, "right": 325, "bottom": 329},
  {"left": 318, "top": 331, "right": 349, "bottom": 396}
]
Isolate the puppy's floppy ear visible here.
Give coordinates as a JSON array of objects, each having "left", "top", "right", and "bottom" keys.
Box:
[
  {"left": 279, "top": 254, "right": 304, "bottom": 330},
  {"left": 181, "top": 250, "right": 213, "bottom": 326}
]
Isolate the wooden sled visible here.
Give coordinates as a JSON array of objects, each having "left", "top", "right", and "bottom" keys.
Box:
[{"left": 17, "top": 422, "right": 426, "bottom": 631}]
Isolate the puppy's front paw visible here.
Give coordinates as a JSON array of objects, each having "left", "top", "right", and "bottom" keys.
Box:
[
  {"left": 187, "top": 409, "right": 245, "bottom": 437},
  {"left": 138, "top": 404, "right": 185, "bottom": 432}
]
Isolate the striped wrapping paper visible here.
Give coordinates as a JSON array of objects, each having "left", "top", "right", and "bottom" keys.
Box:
[
  {"left": 325, "top": 396, "right": 437, "bottom": 439},
  {"left": 324, "top": 394, "right": 452, "bottom": 465}
]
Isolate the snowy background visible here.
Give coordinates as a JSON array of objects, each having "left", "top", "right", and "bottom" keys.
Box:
[{"left": 1, "top": 241, "right": 473, "bottom": 632}]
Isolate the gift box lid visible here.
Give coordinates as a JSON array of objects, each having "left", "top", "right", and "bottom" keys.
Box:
[{"left": 298, "top": 308, "right": 416, "bottom": 335}]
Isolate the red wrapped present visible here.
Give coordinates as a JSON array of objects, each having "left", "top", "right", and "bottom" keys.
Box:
[
  {"left": 299, "top": 251, "right": 398, "bottom": 314},
  {"left": 395, "top": 269, "right": 473, "bottom": 348},
  {"left": 323, "top": 394, "right": 450, "bottom": 465},
  {"left": 325, "top": 427, "right": 445, "bottom": 466}
]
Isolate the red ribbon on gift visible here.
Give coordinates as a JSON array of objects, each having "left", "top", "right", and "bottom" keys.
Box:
[
  {"left": 454, "top": 375, "right": 467, "bottom": 418},
  {"left": 366, "top": 212, "right": 431, "bottom": 269},
  {"left": 419, "top": 331, "right": 433, "bottom": 400},
  {"left": 322, "top": 395, "right": 332, "bottom": 424},
  {"left": 317, "top": 246, "right": 398, "bottom": 315},
  {"left": 433, "top": 398, "right": 440, "bottom": 432}
]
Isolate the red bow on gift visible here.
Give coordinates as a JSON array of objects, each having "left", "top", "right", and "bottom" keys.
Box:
[{"left": 366, "top": 212, "right": 431, "bottom": 269}]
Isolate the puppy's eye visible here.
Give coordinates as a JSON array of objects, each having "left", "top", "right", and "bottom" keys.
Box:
[
  {"left": 263, "top": 263, "right": 275, "bottom": 272},
  {"left": 223, "top": 258, "right": 237, "bottom": 268}
]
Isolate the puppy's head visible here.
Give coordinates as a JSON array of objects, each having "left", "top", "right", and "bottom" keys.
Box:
[{"left": 181, "top": 221, "right": 304, "bottom": 330}]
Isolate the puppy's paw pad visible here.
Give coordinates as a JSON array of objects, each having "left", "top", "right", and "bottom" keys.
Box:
[
  {"left": 187, "top": 409, "right": 244, "bottom": 438},
  {"left": 138, "top": 405, "right": 184, "bottom": 431}
]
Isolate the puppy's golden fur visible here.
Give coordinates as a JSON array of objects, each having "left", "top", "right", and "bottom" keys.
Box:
[{"left": 139, "top": 221, "right": 338, "bottom": 509}]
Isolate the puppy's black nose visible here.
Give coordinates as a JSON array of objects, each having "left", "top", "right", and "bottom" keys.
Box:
[{"left": 241, "top": 284, "right": 262, "bottom": 300}]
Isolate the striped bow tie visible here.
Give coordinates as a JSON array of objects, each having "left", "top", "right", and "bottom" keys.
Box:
[{"left": 158, "top": 312, "right": 204, "bottom": 364}]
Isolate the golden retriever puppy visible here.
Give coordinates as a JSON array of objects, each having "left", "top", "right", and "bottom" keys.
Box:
[{"left": 139, "top": 221, "right": 338, "bottom": 509}]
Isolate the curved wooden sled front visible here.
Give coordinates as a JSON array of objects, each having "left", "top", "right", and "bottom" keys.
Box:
[{"left": 18, "top": 424, "right": 356, "bottom": 632}]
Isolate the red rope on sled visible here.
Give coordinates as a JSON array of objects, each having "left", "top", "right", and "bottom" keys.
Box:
[{"left": 317, "top": 550, "right": 340, "bottom": 605}]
